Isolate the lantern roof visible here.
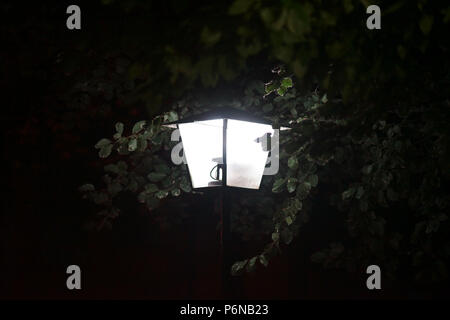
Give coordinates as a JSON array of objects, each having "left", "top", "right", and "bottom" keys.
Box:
[{"left": 163, "top": 107, "right": 290, "bottom": 129}]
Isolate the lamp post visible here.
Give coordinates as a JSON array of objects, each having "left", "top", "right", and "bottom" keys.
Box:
[{"left": 164, "top": 107, "right": 284, "bottom": 297}]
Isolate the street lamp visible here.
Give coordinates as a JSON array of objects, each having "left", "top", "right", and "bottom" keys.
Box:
[
  {"left": 163, "top": 106, "right": 286, "bottom": 297},
  {"left": 165, "top": 107, "right": 276, "bottom": 189}
]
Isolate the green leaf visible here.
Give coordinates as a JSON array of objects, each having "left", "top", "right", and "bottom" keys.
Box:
[
  {"left": 304, "top": 181, "right": 312, "bottom": 190},
  {"left": 145, "top": 196, "right": 160, "bottom": 210},
  {"left": 260, "top": 8, "right": 275, "bottom": 24},
  {"left": 79, "top": 184, "right": 95, "bottom": 192},
  {"left": 127, "top": 179, "right": 138, "bottom": 192},
  {"left": 272, "top": 232, "right": 279, "bottom": 241},
  {"left": 145, "top": 183, "right": 159, "bottom": 193},
  {"left": 287, "top": 178, "right": 297, "bottom": 193},
  {"left": 115, "top": 122, "right": 124, "bottom": 135},
  {"left": 200, "top": 27, "right": 222, "bottom": 46},
  {"left": 281, "top": 77, "right": 293, "bottom": 88},
  {"left": 355, "top": 186, "right": 364, "bottom": 199},
  {"left": 277, "top": 86, "right": 288, "bottom": 96},
  {"left": 362, "top": 164, "right": 373, "bottom": 175},
  {"left": 180, "top": 176, "right": 192, "bottom": 193},
  {"left": 385, "top": 1, "right": 405, "bottom": 15},
  {"left": 107, "top": 182, "right": 122, "bottom": 195},
  {"left": 419, "top": 15, "right": 434, "bottom": 35},
  {"left": 116, "top": 138, "right": 130, "bottom": 155},
  {"left": 164, "top": 111, "right": 179, "bottom": 123},
  {"left": 231, "top": 260, "right": 247, "bottom": 275},
  {"left": 93, "top": 192, "right": 109, "bottom": 205},
  {"left": 147, "top": 172, "right": 167, "bottom": 182},
  {"left": 137, "top": 137, "right": 148, "bottom": 151},
  {"left": 342, "top": 187, "right": 355, "bottom": 200},
  {"left": 151, "top": 133, "right": 163, "bottom": 145},
  {"left": 155, "top": 163, "right": 171, "bottom": 175},
  {"left": 132, "top": 120, "right": 147, "bottom": 134},
  {"left": 138, "top": 191, "right": 147, "bottom": 203},
  {"left": 104, "top": 164, "right": 119, "bottom": 174},
  {"left": 293, "top": 199, "right": 303, "bottom": 210},
  {"left": 228, "top": 0, "right": 255, "bottom": 15},
  {"left": 272, "top": 178, "right": 286, "bottom": 193},
  {"left": 264, "top": 81, "right": 277, "bottom": 94},
  {"left": 426, "top": 220, "right": 440, "bottom": 234},
  {"left": 443, "top": 6, "right": 450, "bottom": 23},
  {"left": 296, "top": 182, "right": 311, "bottom": 199},
  {"left": 247, "top": 256, "right": 257, "bottom": 272},
  {"left": 162, "top": 176, "right": 175, "bottom": 189},
  {"left": 155, "top": 190, "right": 169, "bottom": 199},
  {"left": 95, "top": 138, "right": 111, "bottom": 149},
  {"left": 259, "top": 254, "right": 269, "bottom": 267},
  {"left": 397, "top": 45, "right": 406, "bottom": 59},
  {"left": 285, "top": 216, "right": 293, "bottom": 225},
  {"left": 288, "top": 156, "right": 298, "bottom": 169},
  {"left": 128, "top": 138, "right": 138, "bottom": 151},
  {"left": 281, "top": 228, "right": 293, "bottom": 244},
  {"left": 171, "top": 188, "right": 181, "bottom": 197},
  {"left": 308, "top": 174, "right": 318, "bottom": 187},
  {"left": 359, "top": 199, "right": 368, "bottom": 212},
  {"left": 290, "top": 107, "right": 298, "bottom": 117},
  {"left": 141, "top": 128, "right": 153, "bottom": 140},
  {"left": 99, "top": 144, "right": 113, "bottom": 158}
]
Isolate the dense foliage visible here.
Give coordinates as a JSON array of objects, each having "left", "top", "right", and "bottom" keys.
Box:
[
  {"left": 4, "top": 0, "right": 449, "bottom": 285},
  {"left": 80, "top": 68, "right": 450, "bottom": 282}
]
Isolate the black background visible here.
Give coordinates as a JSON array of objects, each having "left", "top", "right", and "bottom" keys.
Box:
[{"left": 1, "top": 1, "right": 449, "bottom": 300}]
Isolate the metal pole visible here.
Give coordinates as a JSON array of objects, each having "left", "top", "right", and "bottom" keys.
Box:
[
  {"left": 220, "top": 119, "right": 232, "bottom": 298},
  {"left": 222, "top": 118, "right": 228, "bottom": 188},
  {"left": 220, "top": 187, "right": 232, "bottom": 298}
]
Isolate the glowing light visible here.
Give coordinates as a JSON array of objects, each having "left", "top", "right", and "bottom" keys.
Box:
[
  {"left": 226, "top": 119, "right": 273, "bottom": 189},
  {"left": 178, "top": 120, "right": 223, "bottom": 188},
  {"left": 178, "top": 118, "right": 273, "bottom": 189}
]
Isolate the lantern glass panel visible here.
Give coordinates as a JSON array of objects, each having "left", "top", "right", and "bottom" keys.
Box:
[
  {"left": 226, "top": 119, "right": 273, "bottom": 189},
  {"left": 178, "top": 120, "right": 223, "bottom": 188}
]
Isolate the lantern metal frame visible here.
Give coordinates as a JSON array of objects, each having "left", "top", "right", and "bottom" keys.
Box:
[
  {"left": 163, "top": 106, "right": 289, "bottom": 297},
  {"left": 164, "top": 107, "right": 288, "bottom": 190}
]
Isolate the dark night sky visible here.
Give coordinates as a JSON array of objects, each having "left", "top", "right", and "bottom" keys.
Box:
[{"left": 1, "top": 1, "right": 449, "bottom": 300}]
